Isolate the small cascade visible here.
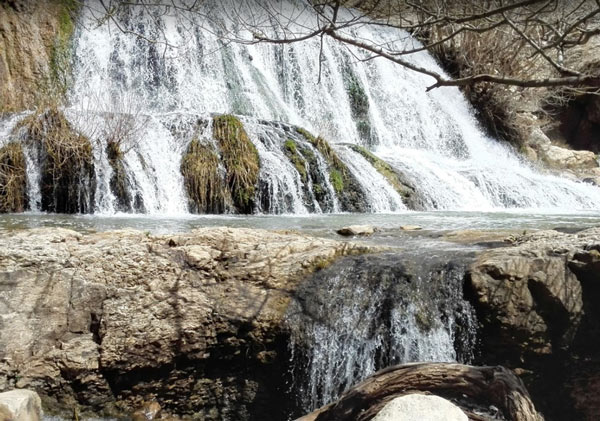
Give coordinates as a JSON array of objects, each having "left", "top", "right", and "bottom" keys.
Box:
[
  {"left": 244, "top": 119, "right": 340, "bottom": 214},
  {"left": 286, "top": 252, "right": 477, "bottom": 412},
  {"left": 337, "top": 146, "right": 406, "bottom": 212}
]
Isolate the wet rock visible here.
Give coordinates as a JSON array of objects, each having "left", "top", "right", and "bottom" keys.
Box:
[
  {"left": 0, "top": 2, "right": 74, "bottom": 111},
  {"left": 131, "top": 401, "right": 161, "bottom": 420},
  {"left": 336, "top": 225, "right": 375, "bottom": 236},
  {"left": 399, "top": 225, "right": 422, "bottom": 231},
  {"left": 0, "top": 227, "right": 369, "bottom": 419},
  {"left": 371, "top": 394, "right": 468, "bottom": 421},
  {"left": 0, "top": 390, "right": 42, "bottom": 421}
]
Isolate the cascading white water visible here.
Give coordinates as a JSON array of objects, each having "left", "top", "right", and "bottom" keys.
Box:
[
  {"left": 64, "top": 0, "right": 600, "bottom": 213},
  {"left": 1, "top": 0, "right": 597, "bottom": 214}
]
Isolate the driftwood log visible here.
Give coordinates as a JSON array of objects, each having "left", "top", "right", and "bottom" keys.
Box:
[{"left": 297, "top": 363, "right": 543, "bottom": 421}]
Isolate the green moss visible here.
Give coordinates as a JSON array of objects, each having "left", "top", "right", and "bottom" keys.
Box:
[
  {"left": 0, "top": 142, "right": 28, "bottom": 213},
  {"left": 46, "top": 0, "right": 78, "bottom": 104},
  {"left": 349, "top": 144, "right": 415, "bottom": 199},
  {"left": 295, "top": 127, "right": 368, "bottom": 212},
  {"left": 296, "top": 127, "right": 347, "bottom": 192},
  {"left": 283, "top": 138, "right": 308, "bottom": 182},
  {"left": 181, "top": 138, "right": 230, "bottom": 214},
  {"left": 329, "top": 169, "right": 344, "bottom": 194},
  {"left": 213, "top": 115, "right": 260, "bottom": 213}
]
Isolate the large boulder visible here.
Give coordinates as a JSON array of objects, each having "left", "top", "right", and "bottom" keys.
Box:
[
  {"left": 467, "top": 227, "right": 600, "bottom": 420},
  {"left": 0, "top": 390, "right": 42, "bottom": 421},
  {"left": 371, "top": 394, "right": 467, "bottom": 421},
  {"left": 0, "top": 227, "right": 368, "bottom": 419}
]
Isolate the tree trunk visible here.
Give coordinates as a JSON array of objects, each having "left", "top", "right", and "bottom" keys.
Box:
[{"left": 296, "top": 363, "right": 543, "bottom": 421}]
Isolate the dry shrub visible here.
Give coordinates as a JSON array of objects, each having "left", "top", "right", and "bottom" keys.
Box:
[
  {"left": 18, "top": 107, "right": 95, "bottom": 213},
  {"left": 212, "top": 115, "right": 260, "bottom": 214},
  {"left": 181, "top": 139, "right": 231, "bottom": 213},
  {"left": 0, "top": 142, "right": 28, "bottom": 213}
]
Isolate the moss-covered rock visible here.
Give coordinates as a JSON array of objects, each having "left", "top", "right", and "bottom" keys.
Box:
[
  {"left": 348, "top": 144, "right": 422, "bottom": 209},
  {"left": 295, "top": 127, "right": 368, "bottom": 212},
  {"left": 19, "top": 108, "right": 95, "bottom": 213},
  {"left": 181, "top": 138, "right": 231, "bottom": 213},
  {"left": 0, "top": 142, "right": 28, "bottom": 213},
  {"left": 343, "top": 68, "right": 375, "bottom": 146},
  {"left": 0, "top": 1, "right": 79, "bottom": 112},
  {"left": 283, "top": 138, "right": 308, "bottom": 183},
  {"left": 47, "top": 0, "right": 77, "bottom": 101},
  {"left": 213, "top": 115, "right": 260, "bottom": 214}
]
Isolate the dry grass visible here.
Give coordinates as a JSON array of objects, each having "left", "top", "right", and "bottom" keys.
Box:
[
  {"left": 0, "top": 142, "right": 28, "bottom": 213},
  {"left": 16, "top": 107, "right": 95, "bottom": 213},
  {"left": 181, "top": 138, "right": 232, "bottom": 213},
  {"left": 212, "top": 115, "right": 260, "bottom": 214}
]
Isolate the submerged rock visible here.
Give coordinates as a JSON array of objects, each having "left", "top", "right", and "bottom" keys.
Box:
[
  {"left": 336, "top": 225, "right": 375, "bottom": 236},
  {"left": 371, "top": 394, "right": 468, "bottom": 421},
  {"left": 399, "top": 225, "right": 422, "bottom": 231},
  {"left": 0, "top": 390, "right": 42, "bottom": 421}
]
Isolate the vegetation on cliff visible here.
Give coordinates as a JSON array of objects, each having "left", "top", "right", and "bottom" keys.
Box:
[
  {"left": 0, "top": 1, "right": 79, "bottom": 111},
  {"left": 0, "top": 142, "right": 28, "bottom": 213},
  {"left": 16, "top": 108, "right": 95, "bottom": 213},
  {"left": 181, "top": 138, "right": 231, "bottom": 213},
  {"left": 212, "top": 115, "right": 260, "bottom": 213},
  {"left": 295, "top": 127, "right": 368, "bottom": 212}
]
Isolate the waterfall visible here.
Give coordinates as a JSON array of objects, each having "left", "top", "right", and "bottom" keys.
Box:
[
  {"left": 1, "top": 0, "right": 599, "bottom": 214},
  {"left": 286, "top": 253, "right": 477, "bottom": 412}
]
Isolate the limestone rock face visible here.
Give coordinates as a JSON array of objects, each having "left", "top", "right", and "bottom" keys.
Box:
[
  {"left": 0, "top": 390, "right": 42, "bottom": 421},
  {"left": 0, "top": 2, "right": 71, "bottom": 111},
  {"left": 538, "top": 144, "right": 598, "bottom": 171},
  {"left": 0, "top": 227, "right": 367, "bottom": 419},
  {"left": 469, "top": 231, "right": 585, "bottom": 359},
  {"left": 468, "top": 227, "right": 600, "bottom": 420},
  {"left": 371, "top": 394, "right": 468, "bottom": 421}
]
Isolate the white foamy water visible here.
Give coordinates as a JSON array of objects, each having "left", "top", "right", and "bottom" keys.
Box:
[{"left": 1, "top": 0, "right": 598, "bottom": 214}]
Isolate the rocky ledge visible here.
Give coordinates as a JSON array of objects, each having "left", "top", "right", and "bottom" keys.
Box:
[
  {"left": 0, "top": 227, "right": 368, "bottom": 419},
  {"left": 468, "top": 227, "right": 600, "bottom": 420}
]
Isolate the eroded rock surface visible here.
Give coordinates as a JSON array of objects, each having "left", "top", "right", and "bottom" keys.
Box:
[
  {"left": 468, "top": 227, "right": 600, "bottom": 420},
  {"left": 0, "top": 227, "right": 367, "bottom": 419},
  {"left": 0, "top": 389, "right": 42, "bottom": 421}
]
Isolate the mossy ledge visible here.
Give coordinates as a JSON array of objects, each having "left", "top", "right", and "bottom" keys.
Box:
[
  {"left": 181, "top": 138, "right": 231, "bottom": 213},
  {"left": 0, "top": 142, "right": 28, "bottom": 213},
  {"left": 17, "top": 108, "right": 95, "bottom": 213},
  {"left": 295, "top": 127, "right": 368, "bottom": 212},
  {"left": 348, "top": 144, "right": 422, "bottom": 209},
  {"left": 213, "top": 115, "right": 260, "bottom": 214}
]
